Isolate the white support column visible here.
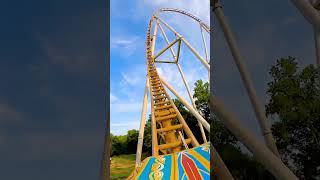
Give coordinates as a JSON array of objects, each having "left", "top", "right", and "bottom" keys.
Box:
[
  {"left": 290, "top": 0, "right": 320, "bottom": 26},
  {"left": 200, "top": 24, "right": 210, "bottom": 80},
  {"left": 157, "top": 20, "right": 176, "bottom": 60},
  {"left": 200, "top": 25, "right": 209, "bottom": 63},
  {"left": 210, "top": 95, "right": 298, "bottom": 180},
  {"left": 154, "top": 38, "right": 181, "bottom": 60},
  {"left": 176, "top": 63, "right": 207, "bottom": 143},
  {"left": 154, "top": 60, "right": 176, "bottom": 64},
  {"left": 156, "top": 17, "right": 210, "bottom": 71},
  {"left": 178, "top": 131, "right": 189, "bottom": 149},
  {"left": 151, "top": 21, "right": 158, "bottom": 57},
  {"left": 181, "top": 38, "right": 210, "bottom": 71},
  {"left": 135, "top": 78, "right": 149, "bottom": 167},
  {"left": 212, "top": 2, "right": 280, "bottom": 156},
  {"left": 150, "top": 19, "right": 159, "bottom": 156},
  {"left": 290, "top": 0, "right": 320, "bottom": 66},
  {"left": 160, "top": 76, "right": 210, "bottom": 132}
]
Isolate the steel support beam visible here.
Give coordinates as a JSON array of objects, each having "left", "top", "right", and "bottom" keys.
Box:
[
  {"left": 154, "top": 60, "right": 176, "bottom": 64},
  {"left": 291, "top": 0, "right": 320, "bottom": 26},
  {"left": 200, "top": 24, "right": 210, "bottom": 80},
  {"left": 209, "top": 95, "right": 298, "bottom": 180},
  {"left": 156, "top": 17, "right": 210, "bottom": 70},
  {"left": 212, "top": 2, "right": 280, "bottom": 156},
  {"left": 176, "top": 64, "right": 207, "bottom": 143},
  {"left": 168, "top": 98, "right": 200, "bottom": 147},
  {"left": 200, "top": 25, "right": 209, "bottom": 63},
  {"left": 160, "top": 77, "right": 210, "bottom": 132},
  {"left": 151, "top": 20, "right": 158, "bottom": 57},
  {"left": 176, "top": 40, "right": 182, "bottom": 63},
  {"left": 149, "top": 82, "right": 158, "bottom": 156},
  {"left": 135, "top": 78, "right": 149, "bottom": 167},
  {"left": 155, "top": 15, "right": 207, "bottom": 143},
  {"left": 290, "top": 0, "right": 320, "bottom": 65},
  {"left": 150, "top": 21, "right": 159, "bottom": 156},
  {"left": 157, "top": 20, "right": 176, "bottom": 60},
  {"left": 154, "top": 38, "right": 181, "bottom": 60}
]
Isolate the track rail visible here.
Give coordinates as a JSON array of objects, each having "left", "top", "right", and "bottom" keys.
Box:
[
  {"left": 126, "top": 8, "right": 212, "bottom": 180},
  {"left": 158, "top": 8, "right": 211, "bottom": 32},
  {"left": 146, "top": 16, "right": 199, "bottom": 155}
]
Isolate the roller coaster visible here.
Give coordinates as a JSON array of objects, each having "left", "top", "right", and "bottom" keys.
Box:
[
  {"left": 127, "top": 8, "right": 211, "bottom": 180},
  {"left": 101, "top": 0, "right": 320, "bottom": 179}
]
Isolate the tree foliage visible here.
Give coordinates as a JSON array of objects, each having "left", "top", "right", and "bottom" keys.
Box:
[
  {"left": 110, "top": 134, "right": 128, "bottom": 156},
  {"left": 266, "top": 57, "right": 320, "bottom": 179},
  {"left": 127, "top": 129, "right": 139, "bottom": 154},
  {"left": 143, "top": 115, "right": 152, "bottom": 155},
  {"left": 173, "top": 99, "right": 208, "bottom": 144},
  {"left": 194, "top": 79, "right": 211, "bottom": 121},
  {"left": 110, "top": 119, "right": 152, "bottom": 157}
]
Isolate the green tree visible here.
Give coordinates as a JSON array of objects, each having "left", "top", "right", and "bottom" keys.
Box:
[
  {"left": 127, "top": 129, "right": 139, "bottom": 154},
  {"left": 210, "top": 116, "right": 237, "bottom": 148},
  {"left": 173, "top": 99, "right": 207, "bottom": 144},
  {"left": 143, "top": 115, "right": 152, "bottom": 155},
  {"left": 194, "top": 79, "right": 210, "bottom": 121},
  {"left": 266, "top": 57, "right": 320, "bottom": 179},
  {"left": 110, "top": 133, "right": 114, "bottom": 156},
  {"left": 111, "top": 135, "right": 128, "bottom": 156}
]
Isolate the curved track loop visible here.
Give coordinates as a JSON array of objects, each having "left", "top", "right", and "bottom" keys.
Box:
[{"left": 158, "top": 8, "right": 211, "bottom": 32}]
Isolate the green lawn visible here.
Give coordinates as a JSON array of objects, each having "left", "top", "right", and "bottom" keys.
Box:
[
  {"left": 110, "top": 154, "right": 135, "bottom": 179},
  {"left": 110, "top": 153, "right": 149, "bottom": 180}
]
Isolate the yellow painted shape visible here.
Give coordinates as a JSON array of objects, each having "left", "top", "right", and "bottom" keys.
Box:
[{"left": 188, "top": 149, "right": 210, "bottom": 171}]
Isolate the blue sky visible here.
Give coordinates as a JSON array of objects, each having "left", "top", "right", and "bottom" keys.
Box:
[{"left": 110, "top": 0, "right": 210, "bottom": 135}]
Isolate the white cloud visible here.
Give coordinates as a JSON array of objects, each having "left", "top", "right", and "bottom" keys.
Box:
[
  {"left": 110, "top": 93, "right": 118, "bottom": 103},
  {"left": 121, "top": 72, "right": 142, "bottom": 86},
  {"left": 116, "top": 64, "right": 147, "bottom": 101},
  {"left": 110, "top": 101, "right": 151, "bottom": 135},
  {"left": 111, "top": 122, "right": 140, "bottom": 127},
  {"left": 111, "top": 101, "right": 151, "bottom": 113},
  {"left": 111, "top": 36, "right": 140, "bottom": 56},
  {"left": 111, "top": 121, "right": 140, "bottom": 135},
  {"left": 111, "top": 102, "right": 141, "bottom": 113}
]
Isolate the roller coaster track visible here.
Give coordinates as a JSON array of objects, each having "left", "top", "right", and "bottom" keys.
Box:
[
  {"left": 126, "top": 8, "right": 211, "bottom": 180},
  {"left": 158, "top": 8, "right": 211, "bottom": 32},
  {"left": 146, "top": 17, "right": 198, "bottom": 156},
  {"left": 145, "top": 7, "right": 213, "bottom": 156}
]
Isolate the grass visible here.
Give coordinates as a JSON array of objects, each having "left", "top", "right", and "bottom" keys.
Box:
[
  {"left": 110, "top": 153, "right": 150, "bottom": 180},
  {"left": 110, "top": 154, "right": 135, "bottom": 179}
]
